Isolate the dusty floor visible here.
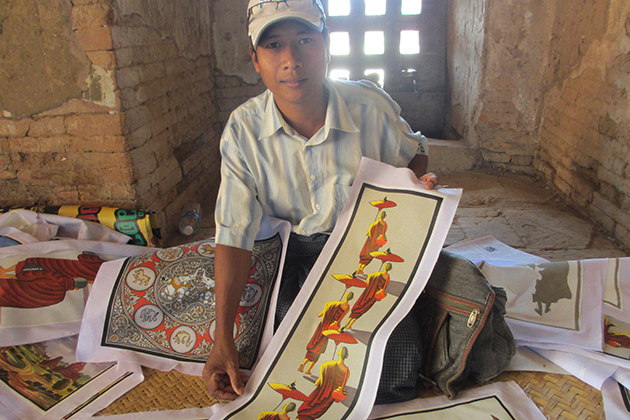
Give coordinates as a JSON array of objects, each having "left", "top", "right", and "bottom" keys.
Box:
[
  {"left": 443, "top": 169, "right": 628, "bottom": 261},
  {"left": 168, "top": 169, "right": 629, "bottom": 262}
]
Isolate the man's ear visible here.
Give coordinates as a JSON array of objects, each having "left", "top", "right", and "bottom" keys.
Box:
[
  {"left": 250, "top": 46, "right": 261, "bottom": 73},
  {"left": 324, "top": 31, "right": 331, "bottom": 64}
]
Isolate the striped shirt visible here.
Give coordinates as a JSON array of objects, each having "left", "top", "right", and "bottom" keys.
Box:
[{"left": 215, "top": 78, "right": 428, "bottom": 251}]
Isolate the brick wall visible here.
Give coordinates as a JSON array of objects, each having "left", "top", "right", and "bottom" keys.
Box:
[
  {"left": 0, "top": 0, "right": 222, "bottom": 240},
  {"left": 0, "top": 0, "right": 132, "bottom": 207},
  {"left": 448, "top": 0, "right": 630, "bottom": 250},
  {"left": 214, "top": 73, "right": 266, "bottom": 128},
  {"left": 111, "top": 0, "right": 221, "bottom": 236},
  {"left": 535, "top": 0, "right": 630, "bottom": 248}
]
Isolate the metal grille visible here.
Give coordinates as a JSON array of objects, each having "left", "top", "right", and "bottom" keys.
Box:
[{"left": 322, "top": 0, "right": 445, "bottom": 93}]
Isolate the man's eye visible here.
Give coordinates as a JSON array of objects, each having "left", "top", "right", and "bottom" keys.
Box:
[
  {"left": 263, "top": 41, "right": 280, "bottom": 49},
  {"left": 299, "top": 38, "right": 312, "bottom": 45}
]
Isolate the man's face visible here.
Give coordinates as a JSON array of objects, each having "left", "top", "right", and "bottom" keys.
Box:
[{"left": 251, "top": 19, "right": 329, "bottom": 113}]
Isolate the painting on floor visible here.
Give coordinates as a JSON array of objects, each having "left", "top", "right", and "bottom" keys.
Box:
[
  {"left": 0, "top": 240, "right": 155, "bottom": 347},
  {"left": 480, "top": 259, "right": 604, "bottom": 351},
  {"left": 0, "top": 335, "right": 142, "bottom": 420},
  {"left": 77, "top": 219, "right": 290, "bottom": 376},
  {"left": 368, "top": 381, "right": 546, "bottom": 420}
]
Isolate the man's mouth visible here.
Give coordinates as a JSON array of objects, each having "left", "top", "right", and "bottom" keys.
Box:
[{"left": 282, "top": 78, "right": 307, "bottom": 88}]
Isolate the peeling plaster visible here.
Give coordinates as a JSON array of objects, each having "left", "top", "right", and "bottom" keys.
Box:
[
  {"left": 212, "top": 0, "right": 259, "bottom": 84},
  {"left": 113, "top": 0, "right": 213, "bottom": 60},
  {"left": 0, "top": 0, "right": 91, "bottom": 116},
  {"left": 84, "top": 66, "right": 117, "bottom": 108}
]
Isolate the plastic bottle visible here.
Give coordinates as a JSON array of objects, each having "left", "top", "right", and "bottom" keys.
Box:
[{"left": 179, "top": 203, "right": 202, "bottom": 236}]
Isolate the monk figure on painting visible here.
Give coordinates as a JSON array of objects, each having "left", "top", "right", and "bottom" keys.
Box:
[
  {"left": 344, "top": 263, "right": 392, "bottom": 330},
  {"left": 297, "top": 347, "right": 350, "bottom": 420},
  {"left": 355, "top": 211, "right": 387, "bottom": 275},
  {"left": 299, "top": 292, "right": 353, "bottom": 375}
]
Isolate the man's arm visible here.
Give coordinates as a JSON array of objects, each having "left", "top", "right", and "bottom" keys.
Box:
[
  {"left": 203, "top": 244, "right": 252, "bottom": 399},
  {"left": 407, "top": 154, "right": 439, "bottom": 190}
]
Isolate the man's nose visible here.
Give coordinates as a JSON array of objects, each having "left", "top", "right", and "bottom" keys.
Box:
[{"left": 282, "top": 44, "right": 302, "bottom": 69}]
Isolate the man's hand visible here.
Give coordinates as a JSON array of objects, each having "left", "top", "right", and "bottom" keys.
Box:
[
  {"left": 407, "top": 154, "right": 439, "bottom": 189},
  {"left": 203, "top": 340, "right": 248, "bottom": 400},
  {"left": 205, "top": 244, "right": 252, "bottom": 399},
  {"left": 419, "top": 172, "right": 439, "bottom": 190}
]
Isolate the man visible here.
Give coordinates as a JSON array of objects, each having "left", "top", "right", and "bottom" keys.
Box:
[{"left": 203, "top": 0, "right": 438, "bottom": 403}]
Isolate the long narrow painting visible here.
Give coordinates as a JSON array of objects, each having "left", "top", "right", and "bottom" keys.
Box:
[{"left": 209, "top": 158, "right": 461, "bottom": 420}]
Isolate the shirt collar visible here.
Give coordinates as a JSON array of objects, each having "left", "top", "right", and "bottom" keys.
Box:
[
  {"left": 258, "top": 91, "right": 287, "bottom": 140},
  {"left": 257, "top": 79, "right": 360, "bottom": 141},
  {"left": 323, "top": 78, "right": 360, "bottom": 136}
]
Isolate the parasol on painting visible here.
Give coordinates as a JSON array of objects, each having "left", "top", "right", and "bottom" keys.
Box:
[
  {"left": 323, "top": 328, "right": 358, "bottom": 359},
  {"left": 369, "top": 196, "right": 397, "bottom": 220},
  {"left": 333, "top": 274, "right": 367, "bottom": 299},
  {"left": 268, "top": 381, "right": 309, "bottom": 410},
  {"left": 370, "top": 247, "right": 404, "bottom": 270}
]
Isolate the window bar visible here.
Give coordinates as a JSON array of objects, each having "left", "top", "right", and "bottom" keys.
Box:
[{"left": 384, "top": 0, "right": 402, "bottom": 90}]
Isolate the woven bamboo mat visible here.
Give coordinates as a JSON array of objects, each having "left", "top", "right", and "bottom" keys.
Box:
[{"left": 97, "top": 367, "right": 605, "bottom": 419}]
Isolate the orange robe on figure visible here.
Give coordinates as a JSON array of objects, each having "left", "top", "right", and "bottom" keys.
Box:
[{"left": 0, "top": 252, "right": 105, "bottom": 308}]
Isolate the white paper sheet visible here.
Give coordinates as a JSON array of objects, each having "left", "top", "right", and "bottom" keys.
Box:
[
  {"left": 0, "top": 335, "right": 143, "bottom": 420},
  {"left": 0, "top": 209, "right": 131, "bottom": 244},
  {"left": 208, "top": 158, "right": 461, "bottom": 420},
  {"left": 0, "top": 240, "right": 155, "bottom": 347},
  {"left": 604, "top": 257, "right": 630, "bottom": 324},
  {"left": 77, "top": 218, "right": 290, "bottom": 376},
  {"left": 507, "top": 346, "right": 569, "bottom": 374},
  {"left": 602, "top": 377, "right": 630, "bottom": 420},
  {"left": 368, "top": 381, "right": 546, "bottom": 420},
  {"left": 445, "top": 235, "right": 549, "bottom": 267},
  {"left": 530, "top": 340, "right": 630, "bottom": 373},
  {"left": 531, "top": 347, "right": 618, "bottom": 390}
]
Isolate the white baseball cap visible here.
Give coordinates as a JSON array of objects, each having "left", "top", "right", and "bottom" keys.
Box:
[{"left": 247, "top": 0, "right": 326, "bottom": 49}]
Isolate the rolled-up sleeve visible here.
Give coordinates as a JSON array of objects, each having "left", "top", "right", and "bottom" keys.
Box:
[
  {"left": 350, "top": 79, "right": 427, "bottom": 168},
  {"left": 380, "top": 108, "right": 427, "bottom": 169},
  {"left": 214, "top": 126, "right": 263, "bottom": 251},
  {"left": 396, "top": 119, "right": 427, "bottom": 168}
]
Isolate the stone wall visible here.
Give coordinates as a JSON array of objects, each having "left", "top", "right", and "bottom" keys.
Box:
[
  {"left": 112, "top": 0, "right": 221, "bottom": 235},
  {"left": 446, "top": 0, "right": 485, "bottom": 141},
  {"left": 212, "top": 0, "right": 264, "bottom": 125},
  {"left": 446, "top": 0, "right": 553, "bottom": 174},
  {"left": 447, "top": 0, "right": 630, "bottom": 249},
  {"left": 0, "top": 0, "right": 131, "bottom": 206},
  {"left": 0, "top": 0, "right": 221, "bottom": 239},
  {"left": 535, "top": 0, "right": 630, "bottom": 248}
]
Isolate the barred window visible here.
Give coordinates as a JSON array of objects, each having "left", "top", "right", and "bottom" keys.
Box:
[{"left": 323, "top": 0, "right": 439, "bottom": 92}]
